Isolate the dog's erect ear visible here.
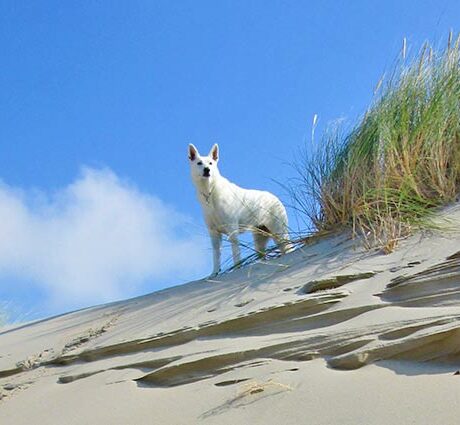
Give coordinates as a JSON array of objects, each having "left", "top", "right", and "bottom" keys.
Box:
[
  {"left": 209, "top": 144, "right": 219, "bottom": 161},
  {"left": 188, "top": 144, "right": 199, "bottom": 161}
]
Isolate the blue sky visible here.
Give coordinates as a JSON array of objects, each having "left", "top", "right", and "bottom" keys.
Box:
[{"left": 0, "top": 0, "right": 459, "bottom": 322}]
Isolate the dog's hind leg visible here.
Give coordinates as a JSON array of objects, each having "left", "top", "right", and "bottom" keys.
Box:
[
  {"left": 253, "top": 228, "right": 270, "bottom": 257},
  {"left": 268, "top": 220, "right": 290, "bottom": 254},
  {"left": 210, "top": 231, "right": 222, "bottom": 277},
  {"left": 274, "top": 236, "right": 289, "bottom": 254}
]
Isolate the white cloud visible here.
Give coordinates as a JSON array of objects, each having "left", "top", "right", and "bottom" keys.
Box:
[{"left": 0, "top": 167, "right": 208, "bottom": 312}]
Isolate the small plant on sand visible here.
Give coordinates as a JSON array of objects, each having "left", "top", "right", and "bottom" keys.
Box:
[{"left": 291, "top": 33, "right": 460, "bottom": 252}]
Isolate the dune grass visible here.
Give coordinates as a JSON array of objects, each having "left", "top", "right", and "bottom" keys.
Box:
[{"left": 291, "top": 34, "right": 460, "bottom": 252}]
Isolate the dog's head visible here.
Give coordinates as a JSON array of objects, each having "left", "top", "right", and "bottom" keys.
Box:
[{"left": 188, "top": 144, "right": 220, "bottom": 183}]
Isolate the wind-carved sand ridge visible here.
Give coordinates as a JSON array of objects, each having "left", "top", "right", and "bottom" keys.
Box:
[
  {"left": 1, "top": 204, "right": 460, "bottom": 424},
  {"left": 379, "top": 250, "right": 460, "bottom": 307}
]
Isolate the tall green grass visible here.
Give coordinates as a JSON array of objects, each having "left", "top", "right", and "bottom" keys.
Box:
[{"left": 292, "top": 34, "right": 460, "bottom": 252}]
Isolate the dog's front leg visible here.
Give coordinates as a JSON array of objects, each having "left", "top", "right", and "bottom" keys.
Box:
[{"left": 209, "top": 232, "right": 222, "bottom": 277}]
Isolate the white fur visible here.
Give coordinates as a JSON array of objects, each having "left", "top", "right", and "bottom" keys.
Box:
[{"left": 188, "top": 143, "right": 289, "bottom": 277}]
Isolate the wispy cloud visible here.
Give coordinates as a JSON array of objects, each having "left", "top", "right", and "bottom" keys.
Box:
[{"left": 0, "top": 167, "right": 208, "bottom": 317}]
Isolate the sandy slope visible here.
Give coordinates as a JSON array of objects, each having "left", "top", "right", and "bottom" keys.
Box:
[{"left": 1, "top": 203, "right": 460, "bottom": 424}]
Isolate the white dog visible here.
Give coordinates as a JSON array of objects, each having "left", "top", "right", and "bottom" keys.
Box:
[{"left": 188, "top": 143, "right": 289, "bottom": 277}]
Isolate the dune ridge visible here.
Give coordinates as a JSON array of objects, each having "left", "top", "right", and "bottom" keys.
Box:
[{"left": 1, "top": 203, "right": 460, "bottom": 424}]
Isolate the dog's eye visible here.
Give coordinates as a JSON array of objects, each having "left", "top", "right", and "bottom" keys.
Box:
[
  {"left": 197, "top": 161, "right": 203, "bottom": 165},
  {"left": 209, "top": 162, "right": 213, "bottom": 165}
]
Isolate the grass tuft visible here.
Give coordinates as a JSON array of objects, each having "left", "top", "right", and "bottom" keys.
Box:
[{"left": 291, "top": 34, "right": 460, "bottom": 252}]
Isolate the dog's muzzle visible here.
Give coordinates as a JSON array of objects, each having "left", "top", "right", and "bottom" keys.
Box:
[{"left": 203, "top": 167, "right": 210, "bottom": 177}]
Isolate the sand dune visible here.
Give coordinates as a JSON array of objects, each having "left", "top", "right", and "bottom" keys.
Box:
[{"left": 1, "top": 203, "right": 460, "bottom": 424}]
